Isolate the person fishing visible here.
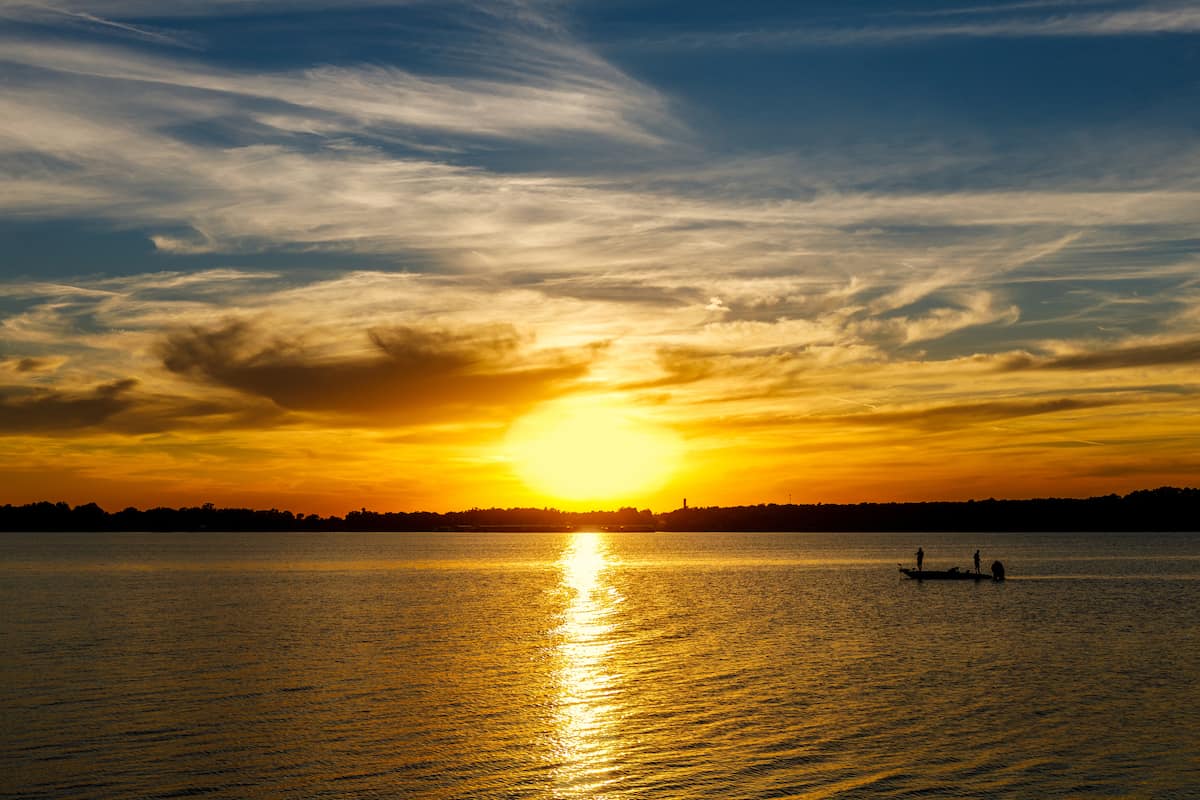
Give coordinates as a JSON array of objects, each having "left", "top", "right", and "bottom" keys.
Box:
[
  {"left": 974, "top": 549, "right": 981, "bottom": 574},
  {"left": 916, "top": 547, "right": 924, "bottom": 573}
]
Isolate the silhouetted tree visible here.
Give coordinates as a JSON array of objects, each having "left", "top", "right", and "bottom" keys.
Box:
[{"left": 1, "top": 488, "right": 1197, "bottom": 532}]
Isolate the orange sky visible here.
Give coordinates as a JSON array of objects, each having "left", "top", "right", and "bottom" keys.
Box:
[{"left": 3, "top": 294, "right": 1197, "bottom": 515}]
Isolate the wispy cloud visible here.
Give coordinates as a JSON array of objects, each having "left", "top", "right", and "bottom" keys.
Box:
[
  {"left": 897, "top": 291, "right": 1022, "bottom": 345},
  {"left": 0, "top": 0, "right": 428, "bottom": 20},
  {"left": 0, "top": 2, "right": 194, "bottom": 46},
  {"left": 645, "top": 5, "right": 1200, "bottom": 49},
  {"left": 998, "top": 337, "right": 1200, "bottom": 370},
  {"left": 887, "top": 1, "right": 1116, "bottom": 18},
  {"left": 0, "top": 36, "right": 675, "bottom": 145}
]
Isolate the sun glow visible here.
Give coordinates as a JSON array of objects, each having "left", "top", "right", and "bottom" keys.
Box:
[{"left": 505, "top": 399, "right": 682, "bottom": 504}]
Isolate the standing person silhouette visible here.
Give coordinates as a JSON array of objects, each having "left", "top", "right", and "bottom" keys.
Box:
[
  {"left": 974, "top": 549, "right": 981, "bottom": 574},
  {"left": 916, "top": 547, "right": 924, "bottom": 573}
]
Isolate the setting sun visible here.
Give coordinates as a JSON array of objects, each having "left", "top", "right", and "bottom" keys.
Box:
[{"left": 505, "top": 400, "right": 683, "bottom": 505}]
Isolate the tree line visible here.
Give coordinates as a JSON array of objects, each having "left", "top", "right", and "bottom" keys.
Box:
[
  {"left": 656, "top": 486, "right": 1199, "bottom": 532},
  {"left": 1, "top": 487, "right": 1196, "bottom": 532},
  {"left": 0, "top": 501, "right": 655, "bottom": 532}
]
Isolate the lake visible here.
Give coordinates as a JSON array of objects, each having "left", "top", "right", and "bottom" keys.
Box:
[{"left": 2, "top": 531, "right": 1198, "bottom": 798}]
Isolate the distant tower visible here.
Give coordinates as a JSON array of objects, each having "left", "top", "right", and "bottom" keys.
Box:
[{"left": 683, "top": 498, "right": 687, "bottom": 510}]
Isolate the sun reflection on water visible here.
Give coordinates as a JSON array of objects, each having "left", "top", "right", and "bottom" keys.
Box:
[{"left": 554, "top": 532, "right": 622, "bottom": 798}]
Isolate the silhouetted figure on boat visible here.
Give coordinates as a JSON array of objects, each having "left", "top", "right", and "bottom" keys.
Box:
[
  {"left": 974, "top": 549, "right": 981, "bottom": 574},
  {"left": 991, "top": 560, "right": 1005, "bottom": 581},
  {"left": 916, "top": 547, "right": 924, "bottom": 572}
]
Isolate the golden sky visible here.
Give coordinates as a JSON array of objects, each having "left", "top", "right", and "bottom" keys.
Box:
[{"left": 1, "top": 2, "right": 1198, "bottom": 514}]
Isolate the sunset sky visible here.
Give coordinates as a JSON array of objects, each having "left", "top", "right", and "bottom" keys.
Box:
[{"left": 1, "top": 0, "right": 1198, "bottom": 513}]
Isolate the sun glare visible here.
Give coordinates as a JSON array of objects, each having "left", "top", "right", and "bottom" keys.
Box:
[
  {"left": 554, "top": 532, "right": 620, "bottom": 795},
  {"left": 505, "top": 399, "right": 682, "bottom": 504}
]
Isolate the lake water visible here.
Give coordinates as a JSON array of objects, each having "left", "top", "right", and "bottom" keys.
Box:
[{"left": 2, "top": 531, "right": 1198, "bottom": 799}]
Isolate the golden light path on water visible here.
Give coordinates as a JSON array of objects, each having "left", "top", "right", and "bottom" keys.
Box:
[{"left": 554, "top": 532, "right": 622, "bottom": 798}]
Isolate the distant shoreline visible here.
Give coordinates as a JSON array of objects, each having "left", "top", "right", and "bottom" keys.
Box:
[{"left": 2, "top": 487, "right": 1197, "bottom": 532}]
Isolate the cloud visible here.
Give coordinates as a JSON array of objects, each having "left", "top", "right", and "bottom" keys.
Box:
[
  {"left": 0, "top": 0, "right": 433, "bottom": 19},
  {"left": 897, "top": 291, "right": 1021, "bottom": 345},
  {"left": 158, "top": 318, "right": 597, "bottom": 422},
  {"left": 1, "top": 26, "right": 1197, "bottom": 295},
  {"left": 648, "top": 6, "right": 1200, "bottom": 49},
  {"left": 888, "top": 1, "right": 1107, "bottom": 18},
  {"left": 506, "top": 271, "right": 706, "bottom": 308},
  {"left": 0, "top": 366, "right": 292, "bottom": 434},
  {"left": 0, "top": 355, "right": 64, "bottom": 373},
  {"left": 0, "top": 377, "right": 138, "bottom": 431},
  {"left": 4, "top": 11, "right": 1195, "bottom": 287},
  {"left": 697, "top": 396, "right": 1117, "bottom": 436},
  {"left": 834, "top": 396, "right": 1114, "bottom": 430},
  {"left": 998, "top": 337, "right": 1200, "bottom": 371},
  {"left": 620, "top": 346, "right": 723, "bottom": 390},
  {"left": 0, "top": 3, "right": 194, "bottom": 46},
  {"left": 0, "top": 25, "right": 674, "bottom": 145}
]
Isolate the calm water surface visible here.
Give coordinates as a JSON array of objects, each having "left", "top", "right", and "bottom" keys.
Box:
[{"left": 2, "top": 531, "right": 1198, "bottom": 798}]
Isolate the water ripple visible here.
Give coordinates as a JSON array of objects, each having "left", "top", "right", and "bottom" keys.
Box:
[{"left": 2, "top": 531, "right": 1199, "bottom": 798}]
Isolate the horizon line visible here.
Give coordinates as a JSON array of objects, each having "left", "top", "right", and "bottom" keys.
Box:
[{"left": 5, "top": 485, "right": 1197, "bottom": 519}]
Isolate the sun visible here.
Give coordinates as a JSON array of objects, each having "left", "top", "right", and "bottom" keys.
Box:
[{"left": 505, "top": 398, "right": 682, "bottom": 505}]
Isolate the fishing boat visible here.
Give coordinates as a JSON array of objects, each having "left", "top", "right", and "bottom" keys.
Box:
[{"left": 899, "top": 566, "right": 1001, "bottom": 581}]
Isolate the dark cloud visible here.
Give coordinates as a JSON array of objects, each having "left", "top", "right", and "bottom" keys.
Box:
[
  {"left": 0, "top": 356, "right": 63, "bottom": 374},
  {"left": 0, "top": 376, "right": 288, "bottom": 435},
  {"left": 0, "top": 319, "right": 596, "bottom": 435},
  {"left": 159, "top": 319, "right": 596, "bottom": 422},
  {"left": 997, "top": 339, "right": 1200, "bottom": 372},
  {"left": 835, "top": 397, "right": 1114, "bottom": 431},
  {"left": 687, "top": 396, "right": 1117, "bottom": 436},
  {"left": 622, "top": 346, "right": 805, "bottom": 392},
  {"left": 0, "top": 379, "right": 138, "bottom": 432},
  {"left": 108, "top": 393, "right": 288, "bottom": 435},
  {"left": 621, "top": 346, "right": 719, "bottom": 390}
]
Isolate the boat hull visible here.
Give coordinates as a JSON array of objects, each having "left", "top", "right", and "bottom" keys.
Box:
[{"left": 900, "top": 568, "right": 997, "bottom": 581}]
